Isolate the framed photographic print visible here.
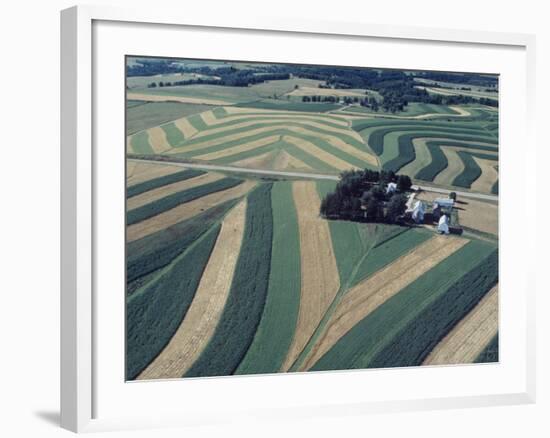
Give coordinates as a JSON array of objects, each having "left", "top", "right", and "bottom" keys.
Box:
[{"left": 61, "top": 5, "right": 536, "bottom": 433}]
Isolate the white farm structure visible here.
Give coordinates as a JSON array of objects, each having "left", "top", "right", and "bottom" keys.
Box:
[{"left": 438, "top": 214, "right": 450, "bottom": 234}]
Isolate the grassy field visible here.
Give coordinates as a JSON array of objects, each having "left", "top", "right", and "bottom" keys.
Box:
[
  {"left": 134, "top": 84, "right": 261, "bottom": 104},
  {"left": 126, "top": 101, "right": 215, "bottom": 135},
  {"left": 234, "top": 99, "right": 342, "bottom": 112}
]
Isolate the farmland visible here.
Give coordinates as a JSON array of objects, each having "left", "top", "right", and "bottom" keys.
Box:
[{"left": 126, "top": 58, "right": 499, "bottom": 380}]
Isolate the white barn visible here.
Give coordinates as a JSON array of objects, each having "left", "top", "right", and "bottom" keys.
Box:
[
  {"left": 411, "top": 200, "right": 425, "bottom": 223},
  {"left": 438, "top": 214, "right": 450, "bottom": 234},
  {"left": 386, "top": 182, "right": 397, "bottom": 195}
]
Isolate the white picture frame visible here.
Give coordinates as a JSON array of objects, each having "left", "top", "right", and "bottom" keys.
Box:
[{"left": 60, "top": 4, "right": 537, "bottom": 433}]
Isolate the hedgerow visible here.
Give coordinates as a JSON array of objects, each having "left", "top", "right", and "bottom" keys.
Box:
[
  {"left": 127, "top": 177, "right": 243, "bottom": 225},
  {"left": 126, "top": 225, "right": 220, "bottom": 380},
  {"left": 127, "top": 168, "right": 205, "bottom": 198},
  {"left": 126, "top": 199, "right": 239, "bottom": 284},
  {"left": 185, "top": 183, "right": 274, "bottom": 377}
]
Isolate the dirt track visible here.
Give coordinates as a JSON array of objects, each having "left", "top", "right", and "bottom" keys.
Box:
[
  {"left": 137, "top": 201, "right": 247, "bottom": 380},
  {"left": 280, "top": 181, "right": 340, "bottom": 371},
  {"left": 423, "top": 285, "right": 498, "bottom": 365},
  {"left": 299, "top": 235, "right": 468, "bottom": 371}
]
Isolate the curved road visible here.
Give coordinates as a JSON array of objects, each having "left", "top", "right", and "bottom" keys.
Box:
[{"left": 128, "top": 158, "right": 498, "bottom": 202}]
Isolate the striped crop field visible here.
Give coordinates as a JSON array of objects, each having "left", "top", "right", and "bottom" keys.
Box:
[
  {"left": 351, "top": 114, "right": 498, "bottom": 193},
  {"left": 126, "top": 163, "right": 499, "bottom": 380},
  {"left": 126, "top": 106, "right": 379, "bottom": 174}
]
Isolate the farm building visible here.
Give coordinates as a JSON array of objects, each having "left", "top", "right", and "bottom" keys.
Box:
[
  {"left": 386, "top": 182, "right": 397, "bottom": 195},
  {"left": 438, "top": 214, "right": 450, "bottom": 234},
  {"left": 411, "top": 200, "right": 426, "bottom": 224},
  {"left": 434, "top": 198, "right": 454, "bottom": 210}
]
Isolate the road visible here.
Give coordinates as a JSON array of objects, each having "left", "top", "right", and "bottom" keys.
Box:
[{"left": 128, "top": 158, "right": 498, "bottom": 202}]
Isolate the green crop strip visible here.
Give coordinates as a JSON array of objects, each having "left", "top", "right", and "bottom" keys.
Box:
[
  {"left": 130, "top": 131, "right": 154, "bottom": 154},
  {"left": 126, "top": 199, "right": 239, "bottom": 284},
  {"left": 452, "top": 151, "right": 497, "bottom": 188},
  {"left": 177, "top": 120, "right": 364, "bottom": 151},
  {"left": 236, "top": 182, "right": 301, "bottom": 375},
  {"left": 311, "top": 240, "right": 497, "bottom": 371},
  {"left": 161, "top": 122, "right": 186, "bottom": 147},
  {"left": 126, "top": 177, "right": 243, "bottom": 225},
  {"left": 126, "top": 224, "right": 220, "bottom": 380},
  {"left": 185, "top": 183, "right": 274, "bottom": 377},
  {"left": 126, "top": 168, "right": 205, "bottom": 198}
]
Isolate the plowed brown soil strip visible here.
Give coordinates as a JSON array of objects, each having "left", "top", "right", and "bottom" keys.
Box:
[
  {"left": 147, "top": 126, "right": 171, "bottom": 153},
  {"left": 280, "top": 181, "right": 340, "bottom": 371},
  {"left": 126, "top": 162, "right": 181, "bottom": 187},
  {"left": 299, "top": 235, "right": 469, "bottom": 371},
  {"left": 137, "top": 201, "right": 247, "bottom": 380},
  {"left": 193, "top": 135, "right": 279, "bottom": 161},
  {"left": 127, "top": 172, "right": 224, "bottom": 210},
  {"left": 423, "top": 285, "right": 498, "bottom": 365},
  {"left": 126, "top": 180, "right": 256, "bottom": 242},
  {"left": 126, "top": 92, "right": 231, "bottom": 105}
]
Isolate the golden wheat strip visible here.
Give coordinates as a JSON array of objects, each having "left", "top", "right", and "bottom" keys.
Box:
[
  {"left": 127, "top": 173, "right": 224, "bottom": 211},
  {"left": 232, "top": 150, "right": 277, "bottom": 168},
  {"left": 147, "top": 126, "right": 171, "bottom": 153},
  {"left": 470, "top": 156, "right": 499, "bottom": 193},
  {"left": 126, "top": 162, "right": 181, "bottom": 187},
  {"left": 173, "top": 117, "right": 198, "bottom": 139},
  {"left": 280, "top": 181, "right": 340, "bottom": 371},
  {"left": 126, "top": 180, "right": 256, "bottom": 242},
  {"left": 423, "top": 285, "right": 498, "bottom": 365},
  {"left": 300, "top": 236, "right": 469, "bottom": 371},
  {"left": 193, "top": 135, "right": 280, "bottom": 161},
  {"left": 137, "top": 201, "right": 248, "bottom": 380},
  {"left": 193, "top": 117, "right": 362, "bottom": 141},
  {"left": 283, "top": 135, "right": 357, "bottom": 171}
]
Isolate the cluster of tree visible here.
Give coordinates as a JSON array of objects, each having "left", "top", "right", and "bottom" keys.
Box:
[
  {"left": 301, "top": 95, "right": 341, "bottom": 103},
  {"left": 146, "top": 71, "right": 291, "bottom": 89},
  {"left": 320, "top": 169, "right": 412, "bottom": 223},
  {"left": 414, "top": 71, "right": 498, "bottom": 88}
]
